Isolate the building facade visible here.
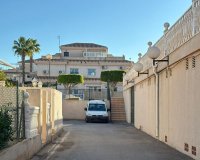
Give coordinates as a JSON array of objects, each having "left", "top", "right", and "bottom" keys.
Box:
[
  {"left": 123, "top": 1, "right": 200, "bottom": 159},
  {"left": 12, "top": 43, "right": 131, "bottom": 98}
]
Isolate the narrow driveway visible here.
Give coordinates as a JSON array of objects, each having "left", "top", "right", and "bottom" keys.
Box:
[{"left": 32, "top": 120, "right": 193, "bottom": 160}]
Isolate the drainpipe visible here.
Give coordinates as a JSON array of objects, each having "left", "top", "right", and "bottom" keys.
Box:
[{"left": 153, "top": 64, "right": 159, "bottom": 138}]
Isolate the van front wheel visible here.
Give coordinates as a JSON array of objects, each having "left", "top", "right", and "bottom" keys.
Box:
[{"left": 85, "top": 118, "right": 89, "bottom": 123}]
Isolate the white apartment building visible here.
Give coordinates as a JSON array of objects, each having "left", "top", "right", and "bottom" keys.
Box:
[{"left": 16, "top": 43, "right": 132, "bottom": 97}]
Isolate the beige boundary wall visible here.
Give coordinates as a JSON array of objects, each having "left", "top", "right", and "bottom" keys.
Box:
[
  {"left": 123, "top": 1, "right": 200, "bottom": 159},
  {"left": 63, "top": 99, "right": 110, "bottom": 120},
  {"left": 0, "top": 88, "right": 63, "bottom": 160},
  {"left": 63, "top": 100, "right": 87, "bottom": 120},
  {"left": 0, "top": 135, "right": 42, "bottom": 160},
  {"left": 24, "top": 88, "right": 63, "bottom": 143},
  {"left": 0, "top": 129, "right": 63, "bottom": 160}
]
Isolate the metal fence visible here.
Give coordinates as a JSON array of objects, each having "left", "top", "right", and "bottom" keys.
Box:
[
  {"left": 0, "top": 83, "right": 25, "bottom": 146},
  {"left": 58, "top": 88, "right": 123, "bottom": 100},
  {"left": 59, "top": 88, "right": 109, "bottom": 100}
]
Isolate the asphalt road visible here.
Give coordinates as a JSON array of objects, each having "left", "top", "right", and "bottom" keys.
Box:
[{"left": 32, "top": 120, "right": 193, "bottom": 160}]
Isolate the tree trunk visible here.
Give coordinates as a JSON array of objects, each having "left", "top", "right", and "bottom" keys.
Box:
[
  {"left": 110, "top": 82, "right": 117, "bottom": 97},
  {"left": 69, "top": 85, "right": 71, "bottom": 98},
  {"left": 107, "top": 81, "right": 111, "bottom": 100},
  {"left": 22, "top": 54, "right": 25, "bottom": 86},
  {"left": 30, "top": 55, "right": 33, "bottom": 72}
]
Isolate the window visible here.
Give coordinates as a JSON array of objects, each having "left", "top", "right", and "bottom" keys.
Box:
[
  {"left": 70, "top": 68, "right": 79, "bottom": 74},
  {"left": 194, "top": 1, "right": 199, "bottom": 7},
  {"left": 64, "top": 52, "right": 69, "bottom": 57},
  {"left": 27, "top": 75, "right": 32, "bottom": 78},
  {"left": 88, "top": 104, "right": 106, "bottom": 111},
  {"left": 43, "top": 70, "right": 48, "bottom": 74},
  {"left": 72, "top": 89, "right": 79, "bottom": 95},
  {"left": 59, "top": 70, "right": 63, "bottom": 74},
  {"left": 88, "top": 69, "right": 96, "bottom": 76},
  {"left": 71, "top": 89, "right": 84, "bottom": 99},
  {"left": 102, "top": 66, "right": 107, "bottom": 69}
]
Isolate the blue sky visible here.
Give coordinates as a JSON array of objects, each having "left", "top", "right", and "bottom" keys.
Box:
[{"left": 0, "top": 0, "right": 191, "bottom": 65}]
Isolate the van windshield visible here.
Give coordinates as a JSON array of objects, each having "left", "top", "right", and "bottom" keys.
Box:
[{"left": 88, "top": 104, "right": 106, "bottom": 111}]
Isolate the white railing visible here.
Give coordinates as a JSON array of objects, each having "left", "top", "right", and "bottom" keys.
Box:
[
  {"left": 156, "top": 7, "right": 194, "bottom": 58},
  {"left": 83, "top": 51, "right": 107, "bottom": 58},
  {"left": 193, "top": 0, "right": 200, "bottom": 34},
  {"left": 155, "top": 1, "right": 200, "bottom": 58},
  {"left": 124, "top": 1, "right": 200, "bottom": 82}
]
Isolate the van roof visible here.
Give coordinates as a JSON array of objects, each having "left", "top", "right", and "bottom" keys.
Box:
[{"left": 88, "top": 100, "right": 106, "bottom": 105}]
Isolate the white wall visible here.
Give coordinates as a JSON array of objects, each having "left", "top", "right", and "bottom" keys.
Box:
[{"left": 36, "top": 63, "right": 127, "bottom": 78}]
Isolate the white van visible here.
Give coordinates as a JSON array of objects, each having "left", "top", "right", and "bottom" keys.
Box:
[{"left": 84, "top": 100, "right": 110, "bottom": 123}]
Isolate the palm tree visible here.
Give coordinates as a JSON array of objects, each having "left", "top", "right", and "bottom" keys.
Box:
[
  {"left": 29, "top": 39, "right": 40, "bottom": 72},
  {"left": 13, "top": 37, "right": 32, "bottom": 86}
]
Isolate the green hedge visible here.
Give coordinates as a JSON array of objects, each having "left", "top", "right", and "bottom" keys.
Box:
[
  {"left": 57, "top": 74, "right": 84, "bottom": 85},
  {"left": 5, "top": 79, "right": 16, "bottom": 87},
  {"left": 0, "top": 107, "right": 13, "bottom": 149},
  {"left": 0, "top": 71, "right": 6, "bottom": 81},
  {"left": 100, "top": 70, "right": 125, "bottom": 82}
]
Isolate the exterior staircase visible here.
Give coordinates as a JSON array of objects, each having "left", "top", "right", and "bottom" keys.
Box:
[{"left": 110, "top": 97, "right": 126, "bottom": 122}]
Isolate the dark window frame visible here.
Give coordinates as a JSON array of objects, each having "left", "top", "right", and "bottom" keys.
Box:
[{"left": 64, "top": 52, "right": 69, "bottom": 57}]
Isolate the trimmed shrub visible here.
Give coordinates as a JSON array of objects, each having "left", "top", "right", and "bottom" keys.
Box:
[
  {"left": 57, "top": 74, "right": 84, "bottom": 88},
  {"left": 101, "top": 70, "right": 125, "bottom": 96},
  {"left": 101, "top": 70, "right": 125, "bottom": 83},
  {"left": 57, "top": 74, "right": 84, "bottom": 98}
]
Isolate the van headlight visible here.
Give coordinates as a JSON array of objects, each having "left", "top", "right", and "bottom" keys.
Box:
[
  {"left": 103, "top": 113, "right": 108, "bottom": 117},
  {"left": 87, "top": 113, "right": 92, "bottom": 116}
]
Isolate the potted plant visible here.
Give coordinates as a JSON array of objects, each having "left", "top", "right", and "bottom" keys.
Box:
[{"left": 0, "top": 71, "right": 6, "bottom": 86}]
